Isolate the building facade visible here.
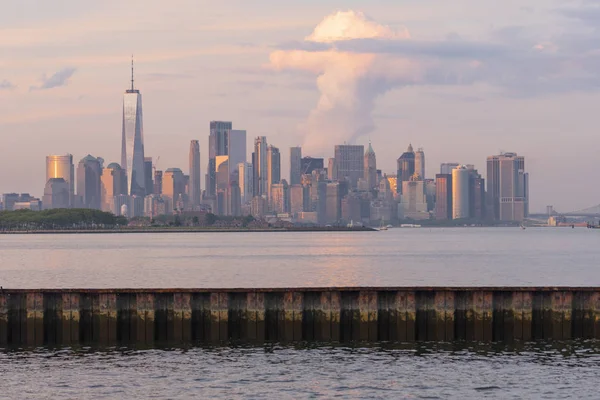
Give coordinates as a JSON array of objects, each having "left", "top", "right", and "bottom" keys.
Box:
[
  {"left": 452, "top": 166, "right": 470, "bottom": 219},
  {"left": 267, "top": 145, "right": 281, "bottom": 201},
  {"left": 121, "top": 65, "right": 146, "bottom": 197},
  {"left": 486, "top": 152, "right": 528, "bottom": 221},
  {"left": 290, "top": 147, "right": 302, "bottom": 185},
  {"left": 76, "top": 155, "right": 102, "bottom": 209},
  {"left": 334, "top": 145, "right": 364, "bottom": 189},
  {"left": 252, "top": 136, "right": 268, "bottom": 197},
  {"left": 364, "top": 143, "right": 377, "bottom": 190},
  {"left": 46, "top": 154, "right": 74, "bottom": 207},
  {"left": 189, "top": 140, "right": 201, "bottom": 208},
  {"left": 397, "top": 144, "right": 415, "bottom": 193},
  {"left": 435, "top": 174, "right": 453, "bottom": 220}
]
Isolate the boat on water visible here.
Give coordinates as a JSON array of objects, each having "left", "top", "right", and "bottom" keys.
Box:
[{"left": 400, "top": 224, "right": 422, "bottom": 228}]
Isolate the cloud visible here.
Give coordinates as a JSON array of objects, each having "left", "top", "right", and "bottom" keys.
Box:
[
  {"left": 269, "top": 9, "right": 600, "bottom": 154},
  {"left": 29, "top": 67, "right": 76, "bottom": 90},
  {"left": 0, "top": 80, "right": 16, "bottom": 90}
]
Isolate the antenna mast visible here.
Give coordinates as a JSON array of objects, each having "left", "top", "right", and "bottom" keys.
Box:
[{"left": 131, "top": 55, "right": 134, "bottom": 91}]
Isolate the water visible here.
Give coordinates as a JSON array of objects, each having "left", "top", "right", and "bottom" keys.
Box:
[
  {"left": 0, "top": 228, "right": 598, "bottom": 288},
  {"left": 1, "top": 342, "right": 599, "bottom": 399},
  {"left": 2, "top": 228, "right": 599, "bottom": 398}
]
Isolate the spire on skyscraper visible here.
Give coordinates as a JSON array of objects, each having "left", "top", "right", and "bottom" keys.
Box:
[{"left": 131, "top": 55, "right": 134, "bottom": 91}]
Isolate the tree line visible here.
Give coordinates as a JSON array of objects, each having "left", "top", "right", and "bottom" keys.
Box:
[{"left": 0, "top": 209, "right": 127, "bottom": 230}]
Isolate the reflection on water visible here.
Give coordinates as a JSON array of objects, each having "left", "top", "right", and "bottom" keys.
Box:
[
  {"left": 0, "top": 341, "right": 598, "bottom": 399},
  {"left": 1, "top": 228, "right": 599, "bottom": 288}
]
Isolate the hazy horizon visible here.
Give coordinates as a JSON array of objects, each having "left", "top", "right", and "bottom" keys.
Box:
[{"left": 1, "top": 0, "right": 598, "bottom": 213}]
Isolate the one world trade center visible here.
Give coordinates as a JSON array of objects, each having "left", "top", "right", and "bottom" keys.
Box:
[{"left": 121, "top": 59, "right": 146, "bottom": 196}]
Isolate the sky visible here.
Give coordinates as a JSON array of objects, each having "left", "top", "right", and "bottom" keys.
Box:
[{"left": 1, "top": 0, "right": 599, "bottom": 213}]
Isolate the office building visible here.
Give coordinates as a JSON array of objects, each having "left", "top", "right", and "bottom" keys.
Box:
[
  {"left": 42, "top": 178, "right": 70, "bottom": 209},
  {"left": 397, "top": 144, "right": 415, "bottom": 193},
  {"left": 121, "top": 60, "right": 146, "bottom": 196},
  {"left": 1, "top": 193, "right": 19, "bottom": 211},
  {"left": 163, "top": 168, "right": 186, "bottom": 212},
  {"left": 289, "top": 184, "right": 305, "bottom": 215},
  {"left": 46, "top": 154, "right": 74, "bottom": 207},
  {"left": 207, "top": 121, "right": 232, "bottom": 196},
  {"left": 267, "top": 145, "right": 281, "bottom": 200},
  {"left": 144, "top": 157, "right": 153, "bottom": 196},
  {"left": 228, "top": 130, "right": 246, "bottom": 175},
  {"left": 290, "top": 147, "right": 302, "bottom": 185},
  {"left": 435, "top": 174, "right": 452, "bottom": 220},
  {"left": 441, "top": 163, "right": 460, "bottom": 175},
  {"left": 415, "top": 148, "right": 425, "bottom": 179},
  {"left": 153, "top": 170, "right": 163, "bottom": 195},
  {"left": 270, "top": 180, "right": 289, "bottom": 214},
  {"left": 364, "top": 142, "right": 377, "bottom": 190},
  {"left": 189, "top": 140, "right": 201, "bottom": 207},
  {"left": 399, "top": 175, "right": 428, "bottom": 220},
  {"left": 452, "top": 166, "right": 470, "bottom": 219},
  {"left": 486, "top": 152, "right": 528, "bottom": 221},
  {"left": 253, "top": 136, "right": 268, "bottom": 197},
  {"left": 327, "top": 158, "right": 337, "bottom": 181},
  {"left": 334, "top": 145, "right": 364, "bottom": 189},
  {"left": 101, "top": 163, "right": 127, "bottom": 213},
  {"left": 76, "top": 155, "right": 102, "bottom": 209},
  {"left": 238, "top": 162, "right": 253, "bottom": 204},
  {"left": 13, "top": 200, "right": 42, "bottom": 211},
  {"left": 300, "top": 157, "right": 324, "bottom": 175},
  {"left": 325, "top": 182, "right": 341, "bottom": 224}
]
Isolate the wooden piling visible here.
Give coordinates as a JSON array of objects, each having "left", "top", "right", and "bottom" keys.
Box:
[{"left": 0, "top": 288, "right": 598, "bottom": 346}]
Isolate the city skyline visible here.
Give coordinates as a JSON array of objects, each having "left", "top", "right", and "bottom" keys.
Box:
[{"left": 1, "top": 1, "right": 599, "bottom": 211}]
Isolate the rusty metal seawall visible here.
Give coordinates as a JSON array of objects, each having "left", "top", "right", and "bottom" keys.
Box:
[{"left": 0, "top": 288, "right": 599, "bottom": 346}]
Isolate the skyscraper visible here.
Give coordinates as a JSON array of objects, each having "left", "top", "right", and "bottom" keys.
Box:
[
  {"left": 364, "top": 142, "right": 377, "bottom": 190},
  {"left": 121, "top": 59, "right": 146, "bottom": 196},
  {"left": 267, "top": 145, "right": 281, "bottom": 201},
  {"left": 163, "top": 168, "right": 186, "bottom": 212},
  {"left": 76, "top": 155, "right": 102, "bottom": 209},
  {"left": 42, "top": 179, "right": 70, "bottom": 210},
  {"left": 207, "top": 121, "right": 232, "bottom": 196},
  {"left": 415, "top": 148, "right": 425, "bottom": 179},
  {"left": 252, "top": 136, "right": 268, "bottom": 197},
  {"left": 486, "top": 152, "right": 528, "bottom": 221},
  {"left": 290, "top": 147, "right": 302, "bottom": 185},
  {"left": 435, "top": 174, "right": 452, "bottom": 220},
  {"left": 452, "top": 166, "right": 470, "bottom": 219},
  {"left": 189, "top": 140, "right": 201, "bottom": 207},
  {"left": 144, "top": 157, "right": 153, "bottom": 196},
  {"left": 334, "top": 145, "right": 364, "bottom": 189},
  {"left": 228, "top": 130, "right": 246, "bottom": 175},
  {"left": 46, "top": 154, "right": 74, "bottom": 207},
  {"left": 101, "top": 163, "right": 127, "bottom": 213},
  {"left": 238, "top": 162, "right": 253, "bottom": 204},
  {"left": 440, "top": 163, "right": 460, "bottom": 175},
  {"left": 397, "top": 144, "right": 415, "bottom": 193}
]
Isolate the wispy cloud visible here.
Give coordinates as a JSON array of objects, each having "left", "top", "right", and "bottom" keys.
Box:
[
  {"left": 30, "top": 67, "right": 76, "bottom": 91},
  {"left": 0, "top": 79, "right": 16, "bottom": 90}
]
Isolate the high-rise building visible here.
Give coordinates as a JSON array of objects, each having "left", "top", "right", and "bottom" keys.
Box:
[
  {"left": 415, "top": 148, "right": 425, "bottom": 180},
  {"left": 154, "top": 170, "right": 163, "bottom": 195},
  {"left": 399, "top": 175, "right": 428, "bottom": 220},
  {"left": 397, "top": 144, "right": 416, "bottom": 192},
  {"left": 325, "top": 182, "right": 341, "bottom": 224},
  {"left": 290, "top": 147, "right": 302, "bottom": 186},
  {"left": 452, "top": 166, "right": 470, "bottom": 219},
  {"left": 334, "top": 145, "right": 364, "bottom": 189},
  {"left": 144, "top": 157, "right": 153, "bottom": 196},
  {"left": 267, "top": 145, "right": 281, "bottom": 200},
  {"left": 76, "top": 155, "right": 102, "bottom": 209},
  {"left": 163, "top": 168, "right": 186, "bottom": 212},
  {"left": 466, "top": 167, "right": 485, "bottom": 220},
  {"left": 228, "top": 130, "right": 246, "bottom": 175},
  {"left": 207, "top": 121, "right": 233, "bottom": 196},
  {"left": 46, "top": 154, "right": 75, "bottom": 207},
  {"left": 121, "top": 60, "right": 146, "bottom": 197},
  {"left": 440, "top": 163, "right": 460, "bottom": 175},
  {"left": 364, "top": 142, "right": 377, "bottom": 190},
  {"left": 487, "top": 152, "right": 527, "bottom": 221},
  {"left": 238, "top": 162, "right": 253, "bottom": 204},
  {"left": 253, "top": 136, "right": 268, "bottom": 197},
  {"left": 270, "top": 180, "right": 289, "bottom": 214},
  {"left": 42, "top": 179, "right": 70, "bottom": 209},
  {"left": 189, "top": 140, "right": 201, "bottom": 207},
  {"left": 435, "top": 174, "right": 452, "bottom": 220},
  {"left": 300, "top": 157, "right": 324, "bottom": 175},
  {"left": 327, "top": 158, "right": 337, "bottom": 181},
  {"left": 289, "top": 184, "right": 305, "bottom": 216},
  {"left": 101, "top": 163, "right": 127, "bottom": 213}
]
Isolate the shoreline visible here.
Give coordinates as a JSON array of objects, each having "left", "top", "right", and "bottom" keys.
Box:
[{"left": 0, "top": 226, "right": 377, "bottom": 234}]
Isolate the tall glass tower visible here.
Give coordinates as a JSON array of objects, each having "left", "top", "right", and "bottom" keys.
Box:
[{"left": 121, "top": 58, "right": 146, "bottom": 196}]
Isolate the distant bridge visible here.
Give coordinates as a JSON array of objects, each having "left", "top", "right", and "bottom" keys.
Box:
[{"left": 530, "top": 204, "right": 600, "bottom": 219}]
